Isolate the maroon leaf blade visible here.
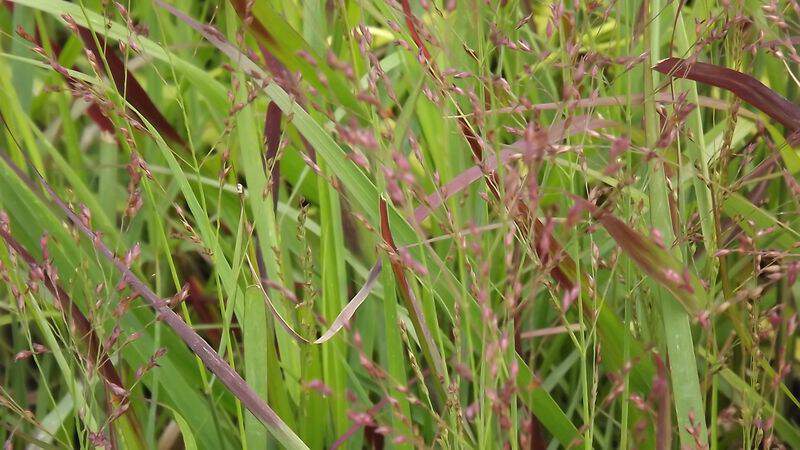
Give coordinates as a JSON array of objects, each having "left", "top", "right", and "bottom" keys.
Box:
[
  {"left": 264, "top": 101, "right": 282, "bottom": 210},
  {"left": 574, "top": 197, "right": 705, "bottom": 314},
  {"left": 76, "top": 26, "right": 186, "bottom": 146},
  {"left": 379, "top": 199, "right": 447, "bottom": 398},
  {"left": 85, "top": 102, "right": 116, "bottom": 133},
  {"left": 654, "top": 57, "right": 800, "bottom": 133}
]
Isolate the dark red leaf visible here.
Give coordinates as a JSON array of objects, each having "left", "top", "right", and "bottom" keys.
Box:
[
  {"left": 86, "top": 103, "right": 116, "bottom": 133},
  {"left": 400, "top": 0, "right": 431, "bottom": 61},
  {"left": 654, "top": 57, "right": 800, "bottom": 134},
  {"left": 228, "top": 0, "right": 276, "bottom": 46},
  {"left": 379, "top": 199, "right": 447, "bottom": 396},
  {"left": 572, "top": 196, "right": 703, "bottom": 313},
  {"left": 458, "top": 116, "right": 484, "bottom": 160},
  {"left": 264, "top": 101, "right": 282, "bottom": 210},
  {"left": 76, "top": 26, "right": 186, "bottom": 146}
]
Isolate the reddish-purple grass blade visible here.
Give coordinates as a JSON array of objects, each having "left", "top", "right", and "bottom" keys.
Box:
[
  {"left": 228, "top": 0, "right": 276, "bottom": 45},
  {"left": 400, "top": 0, "right": 432, "bottom": 61},
  {"left": 654, "top": 57, "right": 800, "bottom": 134},
  {"left": 459, "top": 117, "right": 484, "bottom": 159},
  {"left": 75, "top": 26, "right": 186, "bottom": 146},
  {"left": 573, "top": 196, "right": 703, "bottom": 313},
  {"left": 380, "top": 199, "right": 447, "bottom": 397},
  {"left": 185, "top": 277, "right": 229, "bottom": 346},
  {"left": 85, "top": 102, "right": 116, "bottom": 133},
  {"left": 264, "top": 102, "right": 282, "bottom": 210}
]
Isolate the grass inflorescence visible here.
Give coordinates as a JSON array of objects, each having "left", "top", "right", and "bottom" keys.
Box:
[{"left": 1, "top": 1, "right": 800, "bottom": 449}]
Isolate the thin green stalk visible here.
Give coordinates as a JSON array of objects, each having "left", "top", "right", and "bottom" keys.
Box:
[{"left": 644, "top": 1, "right": 708, "bottom": 447}]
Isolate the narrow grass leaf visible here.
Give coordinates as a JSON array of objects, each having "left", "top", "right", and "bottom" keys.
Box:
[
  {"left": 576, "top": 197, "right": 706, "bottom": 314},
  {"left": 654, "top": 57, "right": 800, "bottom": 135},
  {"left": 379, "top": 199, "right": 447, "bottom": 398}
]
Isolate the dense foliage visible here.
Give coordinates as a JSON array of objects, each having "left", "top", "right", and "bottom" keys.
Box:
[{"left": 1, "top": 0, "right": 800, "bottom": 448}]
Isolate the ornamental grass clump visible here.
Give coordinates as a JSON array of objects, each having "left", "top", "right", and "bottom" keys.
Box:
[{"left": 1, "top": 1, "right": 799, "bottom": 449}]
